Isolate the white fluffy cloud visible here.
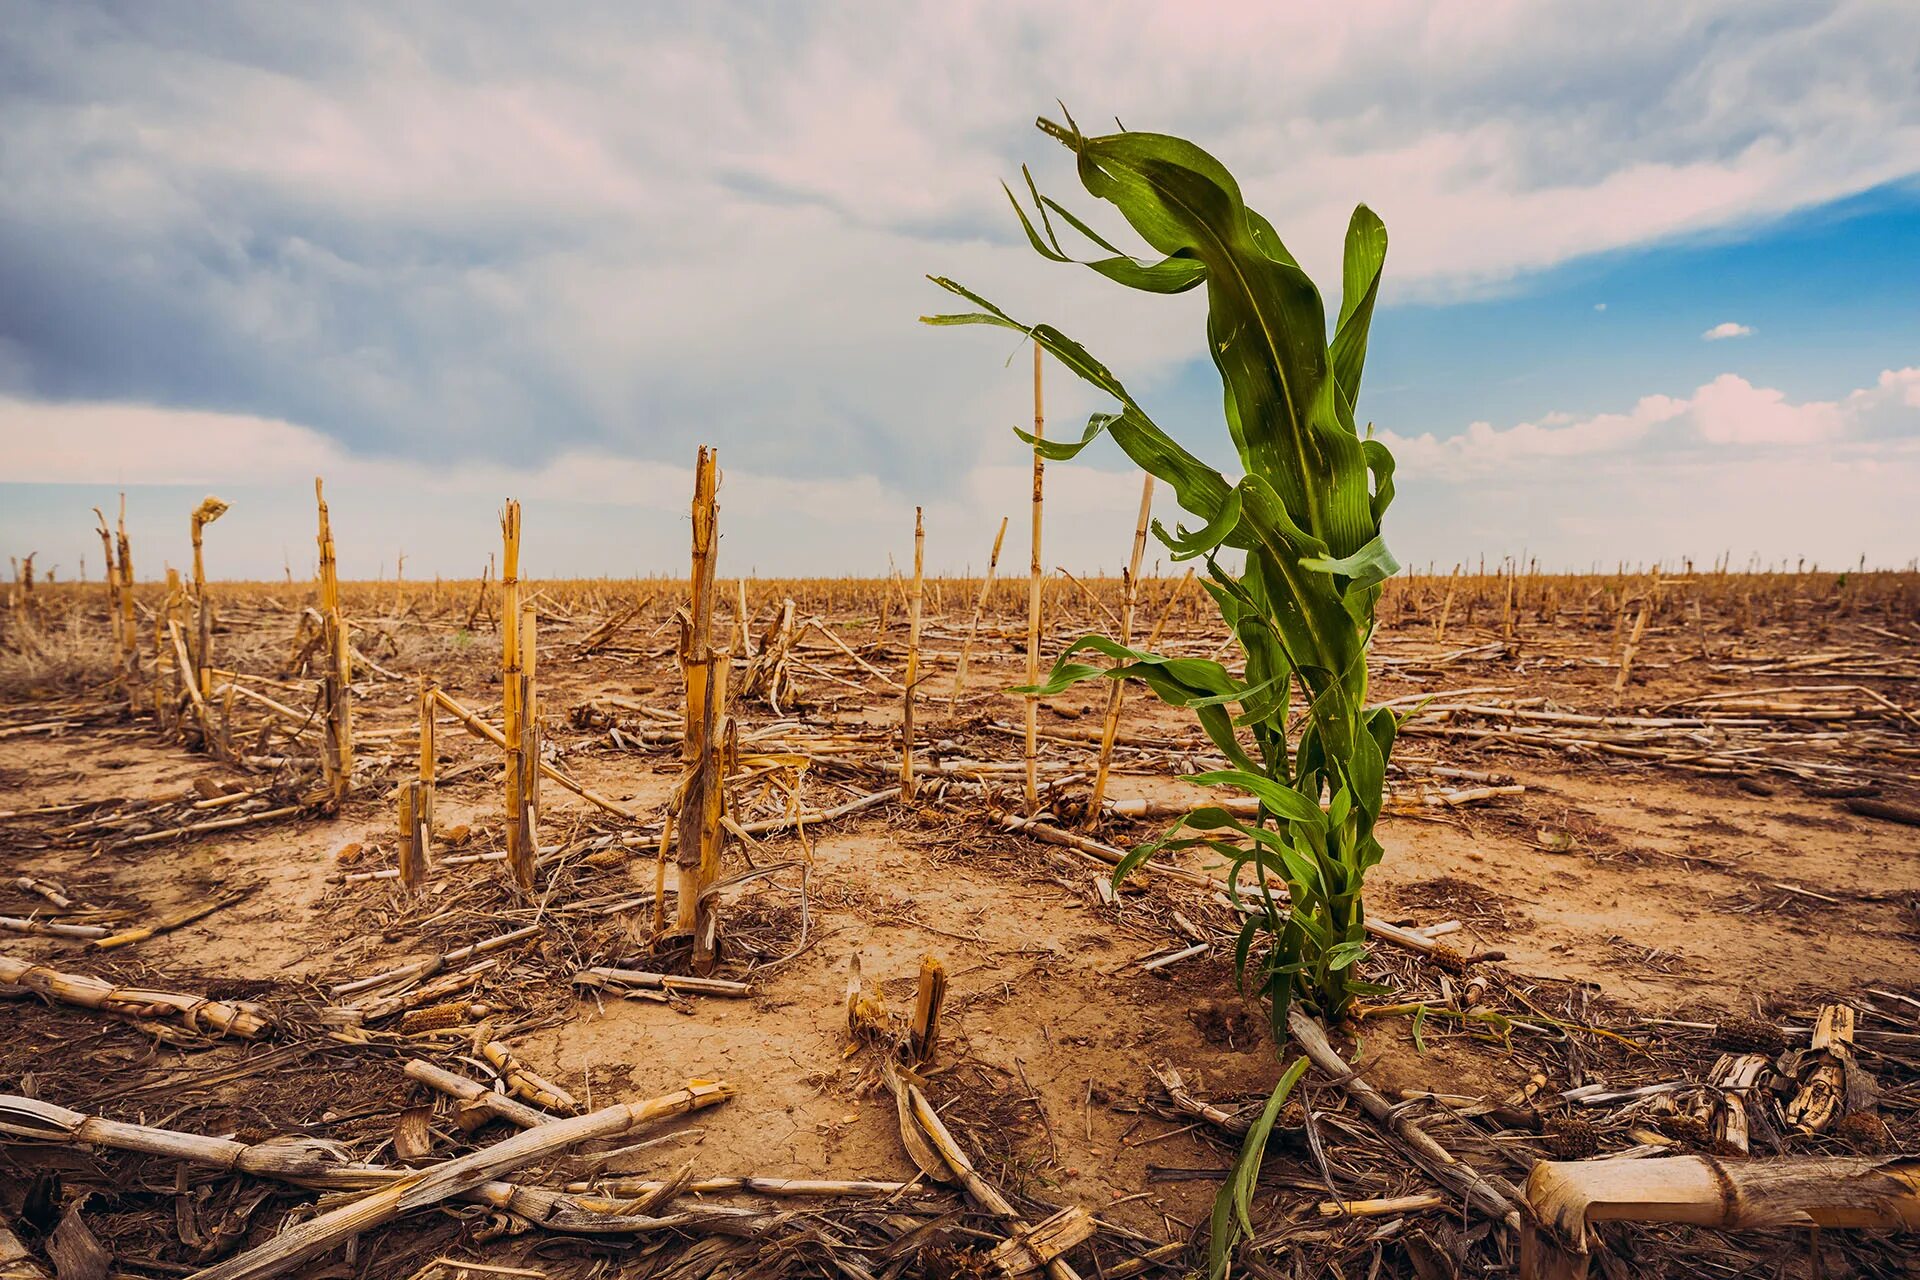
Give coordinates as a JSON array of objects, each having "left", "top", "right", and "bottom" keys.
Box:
[
  {"left": 1702, "top": 321, "right": 1755, "bottom": 340},
  {"left": 1384, "top": 369, "right": 1916, "bottom": 476},
  {"left": 1379, "top": 368, "right": 1920, "bottom": 568}
]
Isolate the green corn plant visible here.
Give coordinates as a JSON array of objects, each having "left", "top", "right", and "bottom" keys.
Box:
[{"left": 924, "top": 113, "right": 1401, "bottom": 1036}]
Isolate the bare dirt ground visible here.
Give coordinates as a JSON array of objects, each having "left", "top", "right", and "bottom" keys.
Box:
[{"left": 2, "top": 575, "right": 1917, "bottom": 1279}]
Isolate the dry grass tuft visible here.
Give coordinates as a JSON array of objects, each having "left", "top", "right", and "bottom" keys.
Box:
[{"left": 0, "top": 612, "right": 117, "bottom": 699}]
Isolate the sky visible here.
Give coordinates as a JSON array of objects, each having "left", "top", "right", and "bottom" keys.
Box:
[{"left": 3, "top": 1, "right": 1918, "bottom": 581}]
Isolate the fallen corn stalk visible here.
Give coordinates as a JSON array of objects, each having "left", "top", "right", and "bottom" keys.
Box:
[
  {"left": 187, "top": 1081, "right": 734, "bottom": 1280},
  {"left": 573, "top": 967, "right": 752, "bottom": 999},
  {"left": 1288, "top": 1008, "right": 1523, "bottom": 1228},
  {"left": 563, "top": 1175, "right": 919, "bottom": 1198},
  {"left": 0, "top": 956, "right": 269, "bottom": 1039},
  {"left": 328, "top": 925, "right": 543, "bottom": 998},
  {"left": 403, "top": 1059, "right": 558, "bottom": 1130},
  {"left": 1521, "top": 1154, "right": 1920, "bottom": 1280},
  {"left": 0, "top": 1091, "right": 761, "bottom": 1246},
  {"left": 902, "top": 1079, "right": 1088, "bottom": 1280},
  {"left": 90, "top": 886, "right": 256, "bottom": 950},
  {"left": 433, "top": 688, "right": 642, "bottom": 820},
  {"left": 482, "top": 1039, "right": 579, "bottom": 1113}
]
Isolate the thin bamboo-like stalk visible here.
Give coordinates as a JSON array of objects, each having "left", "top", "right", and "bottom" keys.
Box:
[
  {"left": 1025, "top": 343, "right": 1045, "bottom": 812},
  {"left": 115, "top": 495, "right": 138, "bottom": 707},
  {"left": 649, "top": 808, "right": 675, "bottom": 936},
  {"left": 330, "top": 926, "right": 541, "bottom": 998},
  {"left": 674, "top": 448, "right": 731, "bottom": 972},
  {"left": 106, "top": 804, "right": 303, "bottom": 851},
  {"left": 900, "top": 506, "right": 925, "bottom": 800},
  {"left": 465, "top": 555, "right": 494, "bottom": 631},
  {"left": 684, "top": 640, "right": 732, "bottom": 974},
  {"left": 735, "top": 578, "right": 753, "bottom": 659},
  {"left": 169, "top": 619, "right": 219, "bottom": 748},
  {"left": 1054, "top": 565, "right": 1122, "bottom": 631},
  {"left": 1086, "top": 475, "right": 1153, "bottom": 827},
  {"left": 0, "top": 1090, "right": 755, "bottom": 1244},
  {"left": 1139, "top": 568, "right": 1197, "bottom": 652},
  {"left": 315, "top": 480, "right": 353, "bottom": 809},
  {"left": 403, "top": 1059, "right": 557, "bottom": 1129},
  {"left": 418, "top": 676, "right": 436, "bottom": 835},
  {"left": 1614, "top": 580, "right": 1655, "bottom": 698},
  {"left": 210, "top": 679, "right": 307, "bottom": 725},
  {"left": 520, "top": 604, "right": 540, "bottom": 860},
  {"left": 950, "top": 516, "right": 1008, "bottom": 707},
  {"left": 89, "top": 890, "right": 254, "bottom": 951},
  {"left": 484, "top": 1038, "right": 577, "bottom": 1113},
  {"left": 1288, "top": 1009, "right": 1522, "bottom": 1227},
  {"left": 12, "top": 878, "right": 73, "bottom": 911},
  {"left": 567, "top": 1175, "right": 916, "bottom": 1198},
  {"left": 681, "top": 450, "right": 718, "bottom": 769},
  {"left": 154, "top": 568, "right": 182, "bottom": 730},
  {"left": 0, "top": 916, "right": 108, "bottom": 940},
  {"left": 183, "top": 496, "right": 230, "bottom": 758},
  {"left": 501, "top": 501, "right": 534, "bottom": 891},
  {"left": 573, "top": 967, "right": 752, "bottom": 998},
  {"left": 93, "top": 508, "right": 122, "bottom": 685},
  {"left": 189, "top": 495, "right": 228, "bottom": 705},
  {"left": 1435, "top": 563, "right": 1460, "bottom": 647},
  {"left": 394, "top": 680, "right": 434, "bottom": 892},
  {"left": 395, "top": 784, "right": 425, "bottom": 892},
  {"left": 1318, "top": 1193, "right": 1447, "bottom": 1218}
]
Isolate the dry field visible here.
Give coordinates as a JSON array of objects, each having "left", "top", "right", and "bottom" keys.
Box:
[{"left": 2, "top": 562, "right": 1918, "bottom": 1279}]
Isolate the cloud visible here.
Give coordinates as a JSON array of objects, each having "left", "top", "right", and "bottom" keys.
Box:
[
  {"left": 1702, "top": 321, "right": 1755, "bottom": 340},
  {"left": 1375, "top": 368, "right": 1920, "bottom": 566},
  {"left": 1690, "top": 372, "right": 1840, "bottom": 443},
  {"left": 2, "top": 0, "right": 1918, "bottom": 498},
  {"left": 1383, "top": 368, "right": 1916, "bottom": 476},
  {"left": 3, "top": 3, "right": 1918, "bottom": 579},
  {"left": 0, "top": 393, "right": 1163, "bottom": 579},
  {"left": 7, "top": 366, "right": 1916, "bottom": 578}
]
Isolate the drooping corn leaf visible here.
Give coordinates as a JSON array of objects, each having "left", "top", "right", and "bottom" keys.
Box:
[{"left": 1210, "top": 1055, "right": 1311, "bottom": 1280}]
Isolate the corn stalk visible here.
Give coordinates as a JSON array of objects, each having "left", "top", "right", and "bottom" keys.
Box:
[
  {"left": 925, "top": 114, "right": 1401, "bottom": 1033},
  {"left": 315, "top": 480, "right": 354, "bottom": 810}
]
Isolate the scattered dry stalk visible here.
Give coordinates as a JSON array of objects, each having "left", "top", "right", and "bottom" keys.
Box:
[
  {"left": 673, "top": 447, "right": 734, "bottom": 974},
  {"left": 1087, "top": 474, "right": 1153, "bottom": 827},
  {"left": 315, "top": 479, "right": 354, "bottom": 809},
  {"left": 0, "top": 956, "right": 268, "bottom": 1039},
  {"left": 1023, "top": 343, "right": 1048, "bottom": 812},
  {"left": 901, "top": 506, "right": 925, "bottom": 800},
  {"left": 908, "top": 953, "right": 946, "bottom": 1065},
  {"left": 500, "top": 501, "right": 536, "bottom": 891},
  {"left": 952, "top": 515, "right": 1009, "bottom": 706},
  {"left": 1435, "top": 563, "right": 1460, "bottom": 647}
]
